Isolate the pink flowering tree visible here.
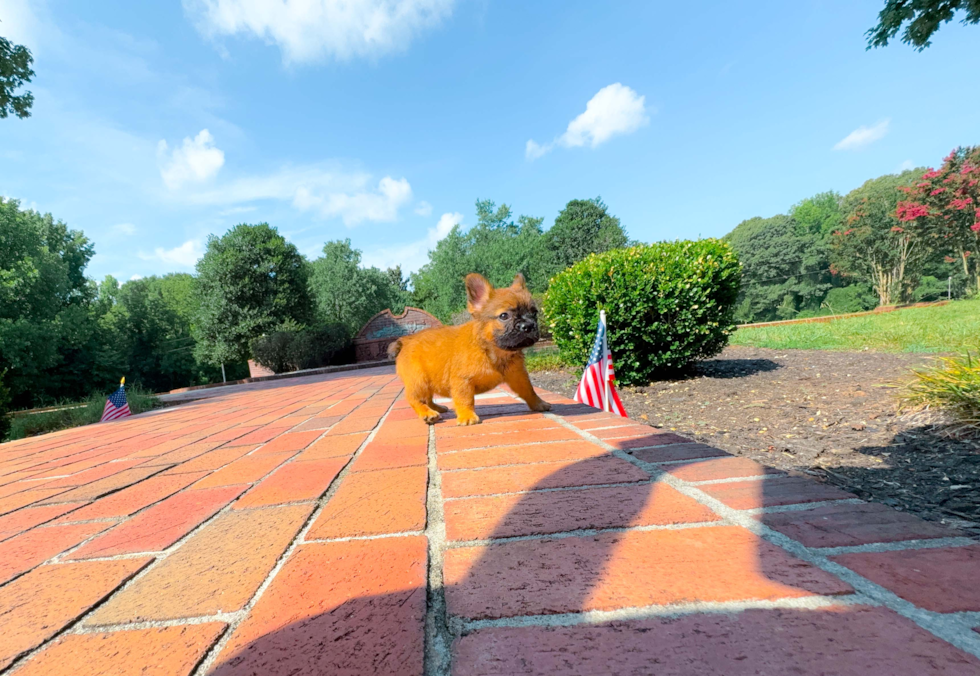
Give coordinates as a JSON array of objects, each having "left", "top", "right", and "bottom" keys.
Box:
[
  {"left": 897, "top": 146, "right": 980, "bottom": 295},
  {"left": 831, "top": 170, "right": 932, "bottom": 306}
]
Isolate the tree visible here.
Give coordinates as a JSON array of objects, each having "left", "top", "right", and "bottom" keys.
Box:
[
  {"left": 539, "top": 197, "right": 630, "bottom": 284},
  {"left": 410, "top": 199, "right": 546, "bottom": 321},
  {"left": 0, "top": 33, "right": 34, "bottom": 118},
  {"left": 896, "top": 147, "right": 980, "bottom": 294},
  {"left": 867, "top": 0, "right": 980, "bottom": 50},
  {"left": 0, "top": 198, "right": 111, "bottom": 407},
  {"left": 308, "top": 239, "right": 408, "bottom": 334},
  {"left": 832, "top": 170, "right": 930, "bottom": 306},
  {"left": 194, "top": 223, "right": 313, "bottom": 366},
  {"left": 724, "top": 214, "right": 832, "bottom": 322}
]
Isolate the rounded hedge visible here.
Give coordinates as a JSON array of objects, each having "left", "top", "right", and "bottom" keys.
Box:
[{"left": 542, "top": 240, "right": 741, "bottom": 385}]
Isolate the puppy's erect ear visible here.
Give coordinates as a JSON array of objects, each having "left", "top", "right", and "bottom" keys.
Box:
[
  {"left": 510, "top": 273, "right": 527, "bottom": 291},
  {"left": 465, "top": 273, "right": 493, "bottom": 313}
]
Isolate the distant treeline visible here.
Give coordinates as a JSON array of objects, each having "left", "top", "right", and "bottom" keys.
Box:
[
  {"left": 0, "top": 196, "right": 628, "bottom": 409},
  {"left": 724, "top": 145, "right": 980, "bottom": 323}
]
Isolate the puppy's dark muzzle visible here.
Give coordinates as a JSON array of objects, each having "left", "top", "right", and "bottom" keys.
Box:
[{"left": 495, "top": 321, "right": 540, "bottom": 350}]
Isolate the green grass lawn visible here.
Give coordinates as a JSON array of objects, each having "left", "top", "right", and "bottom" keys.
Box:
[
  {"left": 5, "top": 387, "right": 162, "bottom": 442},
  {"left": 731, "top": 299, "right": 980, "bottom": 353}
]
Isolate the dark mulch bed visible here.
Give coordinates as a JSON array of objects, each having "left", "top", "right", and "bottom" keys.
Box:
[{"left": 532, "top": 345, "right": 980, "bottom": 536}]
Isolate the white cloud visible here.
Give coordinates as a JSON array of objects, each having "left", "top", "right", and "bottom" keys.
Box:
[
  {"left": 414, "top": 200, "right": 432, "bottom": 216},
  {"left": 113, "top": 222, "right": 136, "bottom": 235},
  {"left": 293, "top": 175, "right": 412, "bottom": 225},
  {"left": 527, "top": 83, "right": 649, "bottom": 160},
  {"left": 139, "top": 239, "right": 205, "bottom": 268},
  {"left": 897, "top": 159, "right": 915, "bottom": 172},
  {"left": 129, "top": 274, "right": 143, "bottom": 281},
  {"left": 0, "top": 0, "right": 44, "bottom": 49},
  {"left": 833, "top": 119, "right": 890, "bottom": 151},
  {"left": 362, "top": 211, "right": 462, "bottom": 273},
  {"left": 183, "top": 0, "right": 454, "bottom": 64},
  {"left": 219, "top": 205, "right": 257, "bottom": 216},
  {"left": 158, "top": 129, "right": 225, "bottom": 189}
]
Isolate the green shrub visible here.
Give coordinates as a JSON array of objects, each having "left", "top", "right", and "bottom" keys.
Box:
[
  {"left": 823, "top": 284, "right": 878, "bottom": 314},
  {"left": 251, "top": 324, "right": 350, "bottom": 374},
  {"left": 543, "top": 240, "right": 741, "bottom": 384},
  {"left": 0, "top": 371, "right": 11, "bottom": 442}
]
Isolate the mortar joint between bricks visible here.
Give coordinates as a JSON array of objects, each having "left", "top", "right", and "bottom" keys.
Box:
[{"left": 423, "top": 422, "right": 454, "bottom": 676}]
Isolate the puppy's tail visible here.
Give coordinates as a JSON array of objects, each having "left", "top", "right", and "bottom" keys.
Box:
[{"left": 387, "top": 338, "right": 404, "bottom": 359}]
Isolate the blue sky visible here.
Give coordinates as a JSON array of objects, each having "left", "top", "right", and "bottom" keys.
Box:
[{"left": 1, "top": 0, "right": 979, "bottom": 282}]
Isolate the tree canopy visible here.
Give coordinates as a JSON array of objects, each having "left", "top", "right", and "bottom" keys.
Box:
[
  {"left": 194, "top": 223, "right": 313, "bottom": 366},
  {"left": 867, "top": 0, "right": 980, "bottom": 50},
  {"left": 0, "top": 33, "right": 34, "bottom": 118},
  {"left": 309, "top": 239, "right": 408, "bottom": 334}
]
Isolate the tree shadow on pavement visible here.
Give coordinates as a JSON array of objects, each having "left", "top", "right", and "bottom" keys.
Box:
[{"left": 208, "top": 413, "right": 980, "bottom": 676}]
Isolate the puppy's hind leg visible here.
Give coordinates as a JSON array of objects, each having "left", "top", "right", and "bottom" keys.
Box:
[
  {"left": 427, "top": 398, "right": 449, "bottom": 413},
  {"left": 407, "top": 383, "right": 442, "bottom": 424}
]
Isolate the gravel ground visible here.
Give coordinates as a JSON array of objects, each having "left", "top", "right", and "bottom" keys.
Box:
[{"left": 532, "top": 345, "right": 980, "bottom": 536}]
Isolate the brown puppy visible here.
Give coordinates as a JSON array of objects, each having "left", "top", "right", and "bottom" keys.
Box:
[{"left": 389, "top": 273, "right": 551, "bottom": 425}]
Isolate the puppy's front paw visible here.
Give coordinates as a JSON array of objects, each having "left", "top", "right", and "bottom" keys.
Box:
[
  {"left": 421, "top": 411, "right": 442, "bottom": 424},
  {"left": 456, "top": 412, "right": 482, "bottom": 426},
  {"left": 529, "top": 399, "right": 552, "bottom": 412}
]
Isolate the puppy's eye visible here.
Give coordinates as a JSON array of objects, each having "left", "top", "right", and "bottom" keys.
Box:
[{"left": 498, "top": 312, "right": 509, "bottom": 320}]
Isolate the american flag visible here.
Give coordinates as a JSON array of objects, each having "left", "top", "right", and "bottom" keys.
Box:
[
  {"left": 101, "top": 382, "right": 131, "bottom": 422},
  {"left": 574, "top": 310, "right": 627, "bottom": 417}
]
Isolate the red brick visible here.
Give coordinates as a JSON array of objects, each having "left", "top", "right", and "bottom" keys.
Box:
[
  {"left": 438, "top": 440, "right": 607, "bottom": 471},
  {"left": 192, "top": 452, "right": 294, "bottom": 488},
  {"left": 233, "top": 425, "right": 292, "bottom": 446},
  {"left": 326, "top": 412, "right": 385, "bottom": 435},
  {"left": 760, "top": 502, "right": 955, "bottom": 548},
  {"left": 607, "top": 432, "right": 692, "bottom": 451},
  {"left": 17, "top": 623, "right": 227, "bottom": 676},
  {"left": 161, "top": 445, "right": 254, "bottom": 474},
  {"left": 0, "top": 521, "right": 111, "bottom": 584},
  {"left": 444, "top": 526, "right": 851, "bottom": 620},
  {"left": 37, "top": 459, "right": 144, "bottom": 489},
  {"left": 87, "top": 504, "right": 311, "bottom": 623},
  {"left": 70, "top": 485, "right": 247, "bottom": 559},
  {"left": 698, "top": 476, "right": 856, "bottom": 510},
  {"left": 437, "top": 427, "right": 578, "bottom": 453},
  {"left": 55, "top": 472, "right": 209, "bottom": 523},
  {"left": 307, "top": 466, "right": 427, "bottom": 539},
  {"left": 256, "top": 430, "right": 321, "bottom": 454},
  {"left": 441, "top": 456, "right": 648, "bottom": 499},
  {"left": 444, "top": 482, "right": 719, "bottom": 541},
  {"left": 0, "top": 503, "right": 85, "bottom": 542},
  {"left": 0, "top": 488, "right": 69, "bottom": 515},
  {"left": 138, "top": 442, "right": 222, "bottom": 467},
  {"left": 435, "top": 418, "right": 558, "bottom": 439},
  {"left": 630, "top": 442, "right": 730, "bottom": 463},
  {"left": 37, "top": 467, "right": 164, "bottom": 505},
  {"left": 0, "top": 558, "right": 151, "bottom": 670},
  {"left": 291, "top": 415, "right": 342, "bottom": 432},
  {"left": 350, "top": 440, "right": 427, "bottom": 472},
  {"left": 210, "top": 537, "right": 426, "bottom": 676},
  {"left": 234, "top": 458, "right": 346, "bottom": 508},
  {"left": 295, "top": 432, "right": 369, "bottom": 462},
  {"left": 667, "top": 456, "right": 783, "bottom": 482},
  {"left": 833, "top": 544, "right": 980, "bottom": 612},
  {"left": 589, "top": 424, "right": 659, "bottom": 439},
  {"left": 453, "top": 606, "right": 980, "bottom": 676}
]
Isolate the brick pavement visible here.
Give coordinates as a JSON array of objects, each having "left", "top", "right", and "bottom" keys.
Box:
[{"left": 1, "top": 365, "right": 979, "bottom": 674}]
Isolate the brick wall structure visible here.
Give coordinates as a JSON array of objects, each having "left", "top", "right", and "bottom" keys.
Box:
[{"left": 353, "top": 307, "right": 442, "bottom": 362}]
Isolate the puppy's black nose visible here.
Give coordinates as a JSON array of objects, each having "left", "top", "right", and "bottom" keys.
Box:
[{"left": 517, "top": 320, "right": 535, "bottom": 333}]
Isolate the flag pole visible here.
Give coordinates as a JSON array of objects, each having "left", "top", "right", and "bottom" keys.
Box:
[{"left": 600, "top": 310, "right": 611, "bottom": 413}]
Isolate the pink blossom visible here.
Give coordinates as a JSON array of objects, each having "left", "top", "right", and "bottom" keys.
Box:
[
  {"left": 922, "top": 169, "right": 941, "bottom": 179},
  {"left": 890, "top": 226, "right": 905, "bottom": 233},
  {"left": 971, "top": 223, "right": 980, "bottom": 233},
  {"left": 930, "top": 188, "right": 946, "bottom": 196},
  {"left": 896, "top": 202, "right": 930, "bottom": 221}
]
